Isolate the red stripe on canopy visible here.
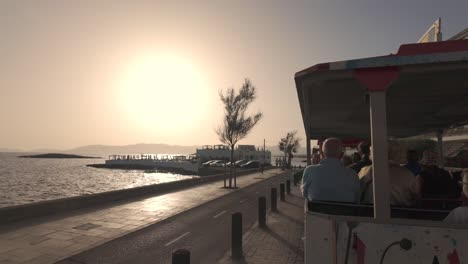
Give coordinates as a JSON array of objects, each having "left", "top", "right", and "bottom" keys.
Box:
[{"left": 353, "top": 66, "right": 400, "bottom": 91}]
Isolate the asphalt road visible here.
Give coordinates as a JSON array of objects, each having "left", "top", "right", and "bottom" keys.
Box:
[{"left": 57, "top": 171, "right": 291, "bottom": 264}]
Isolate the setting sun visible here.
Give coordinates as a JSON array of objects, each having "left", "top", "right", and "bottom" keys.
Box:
[{"left": 118, "top": 53, "right": 210, "bottom": 130}]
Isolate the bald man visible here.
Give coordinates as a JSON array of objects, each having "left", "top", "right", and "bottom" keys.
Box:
[{"left": 301, "top": 138, "right": 360, "bottom": 203}]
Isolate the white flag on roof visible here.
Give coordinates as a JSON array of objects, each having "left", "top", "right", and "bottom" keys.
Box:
[{"left": 418, "top": 18, "right": 442, "bottom": 43}]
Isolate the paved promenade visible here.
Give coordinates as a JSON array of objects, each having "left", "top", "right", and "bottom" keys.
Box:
[
  {"left": 0, "top": 169, "right": 283, "bottom": 264},
  {"left": 219, "top": 183, "right": 305, "bottom": 264}
]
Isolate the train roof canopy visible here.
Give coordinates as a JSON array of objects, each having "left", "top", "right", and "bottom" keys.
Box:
[{"left": 295, "top": 40, "right": 468, "bottom": 139}]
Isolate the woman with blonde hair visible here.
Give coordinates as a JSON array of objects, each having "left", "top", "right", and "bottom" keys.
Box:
[{"left": 360, "top": 140, "right": 422, "bottom": 206}]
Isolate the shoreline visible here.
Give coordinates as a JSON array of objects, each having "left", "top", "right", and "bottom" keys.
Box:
[
  {"left": 18, "top": 153, "right": 101, "bottom": 159},
  {"left": 86, "top": 163, "right": 198, "bottom": 176}
]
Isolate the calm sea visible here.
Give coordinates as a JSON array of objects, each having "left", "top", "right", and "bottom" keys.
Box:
[{"left": 0, "top": 152, "right": 196, "bottom": 208}]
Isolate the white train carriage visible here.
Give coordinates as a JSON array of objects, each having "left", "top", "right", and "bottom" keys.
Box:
[{"left": 295, "top": 39, "right": 468, "bottom": 263}]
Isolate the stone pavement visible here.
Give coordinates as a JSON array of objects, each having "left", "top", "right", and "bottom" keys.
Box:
[
  {"left": 219, "top": 183, "right": 305, "bottom": 264},
  {"left": 0, "top": 169, "right": 284, "bottom": 264}
]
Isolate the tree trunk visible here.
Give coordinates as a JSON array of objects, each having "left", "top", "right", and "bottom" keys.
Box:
[
  {"left": 229, "top": 146, "right": 234, "bottom": 188},
  {"left": 223, "top": 160, "right": 227, "bottom": 188},
  {"left": 234, "top": 153, "right": 237, "bottom": 188}
]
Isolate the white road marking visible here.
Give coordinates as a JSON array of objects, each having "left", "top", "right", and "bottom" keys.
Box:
[
  {"left": 165, "top": 232, "right": 191, "bottom": 247},
  {"left": 213, "top": 210, "right": 227, "bottom": 218},
  {"left": 240, "top": 199, "right": 247, "bottom": 203}
]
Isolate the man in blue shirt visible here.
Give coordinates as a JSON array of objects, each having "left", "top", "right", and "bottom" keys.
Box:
[{"left": 301, "top": 138, "right": 360, "bottom": 203}]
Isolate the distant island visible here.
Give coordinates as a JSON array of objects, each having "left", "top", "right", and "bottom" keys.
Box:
[{"left": 18, "top": 153, "right": 101, "bottom": 159}]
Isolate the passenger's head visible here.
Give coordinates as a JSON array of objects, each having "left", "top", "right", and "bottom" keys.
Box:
[
  {"left": 368, "top": 141, "right": 424, "bottom": 165},
  {"left": 341, "top": 155, "right": 353, "bottom": 166},
  {"left": 421, "top": 149, "right": 439, "bottom": 166},
  {"left": 406, "top": 150, "right": 420, "bottom": 164},
  {"left": 322, "top": 138, "right": 343, "bottom": 159},
  {"left": 358, "top": 141, "right": 371, "bottom": 156},
  {"left": 388, "top": 140, "right": 405, "bottom": 164}
]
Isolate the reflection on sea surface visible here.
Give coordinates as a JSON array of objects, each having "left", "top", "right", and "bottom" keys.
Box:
[{"left": 0, "top": 152, "right": 196, "bottom": 208}]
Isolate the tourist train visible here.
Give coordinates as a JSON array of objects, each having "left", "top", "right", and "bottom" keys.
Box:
[{"left": 296, "top": 36, "right": 468, "bottom": 263}]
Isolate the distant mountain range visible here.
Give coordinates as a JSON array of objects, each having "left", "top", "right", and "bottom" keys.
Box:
[
  {"left": 65, "top": 144, "right": 201, "bottom": 157},
  {"left": 0, "top": 144, "right": 198, "bottom": 156},
  {"left": 1, "top": 143, "right": 306, "bottom": 157},
  {"left": 0, "top": 148, "right": 24, "bottom": 153},
  {"left": 65, "top": 144, "right": 307, "bottom": 157}
]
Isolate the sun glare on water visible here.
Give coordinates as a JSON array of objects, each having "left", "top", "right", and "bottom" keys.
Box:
[{"left": 118, "top": 53, "right": 210, "bottom": 130}]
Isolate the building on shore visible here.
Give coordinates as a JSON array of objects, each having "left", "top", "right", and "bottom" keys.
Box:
[{"left": 196, "top": 144, "right": 271, "bottom": 164}]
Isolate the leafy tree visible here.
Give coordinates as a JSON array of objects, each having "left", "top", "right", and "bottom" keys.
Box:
[
  {"left": 278, "top": 131, "right": 301, "bottom": 169},
  {"left": 216, "top": 79, "right": 262, "bottom": 188}
]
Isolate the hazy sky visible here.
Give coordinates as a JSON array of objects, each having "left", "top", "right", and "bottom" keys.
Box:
[{"left": 1, "top": 0, "right": 467, "bottom": 150}]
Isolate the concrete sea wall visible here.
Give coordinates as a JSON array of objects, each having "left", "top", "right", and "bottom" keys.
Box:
[{"left": 0, "top": 168, "right": 272, "bottom": 225}]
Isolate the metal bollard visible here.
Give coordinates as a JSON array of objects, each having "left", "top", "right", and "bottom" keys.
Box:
[
  {"left": 271, "top": 188, "right": 277, "bottom": 211},
  {"left": 231, "top": 212, "right": 243, "bottom": 260},
  {"left": 172, "top": 249, "right": 190, "bottom": 264},
  {"left": 258, "top": 196, "right": 266, "bottom": 228},
  {"left": 286, "top": 180, "right": 291, "bottom": 194},
  {"left": 280, "top": 183, "right": 286, "bottom": 201}
]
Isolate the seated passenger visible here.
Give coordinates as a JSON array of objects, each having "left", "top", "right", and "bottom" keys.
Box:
[
  {"left": 341, "top": 155, "right": 353, "bottom": 166},
  {"left": 444, "top": 171, "right": 468, "bottom": 224},
  {"left": 301, "top": 138, "right": 360, "bottom": 203},
  {"left": 360, "top": 141, "right": 422, "bottom": 207},
  {"left": 311, "top": 147, "right": 321, "bottom": 165},
  {"left": 420, "top": 150, "right": 459, "bottom": 198},
  {"left": 349, "top": 141, "right": 372, "bottom": 174},
  {"left": 352, "top": 152, "right": 361, "bottom": 163},
  {"left": 404, "top": 150, "right": 422, "bottom": 176}
]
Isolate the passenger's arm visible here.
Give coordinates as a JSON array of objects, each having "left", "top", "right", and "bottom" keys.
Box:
[
  {"left": 358, "top": 168, "right": 373, "bottom": 204},
  {"left": 410, "top": 175, "right": 423, "bottom": 205}
]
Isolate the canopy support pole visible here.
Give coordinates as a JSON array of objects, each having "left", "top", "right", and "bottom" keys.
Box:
[
  {"left": 436, "top": 129, "right": 444, "bottom": 167},
  {"left": 306, "top": 133, "right": 311, "bottom": 166},
  {"left": 369, "top": 91, "right": 391, "bottom": 221}
]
